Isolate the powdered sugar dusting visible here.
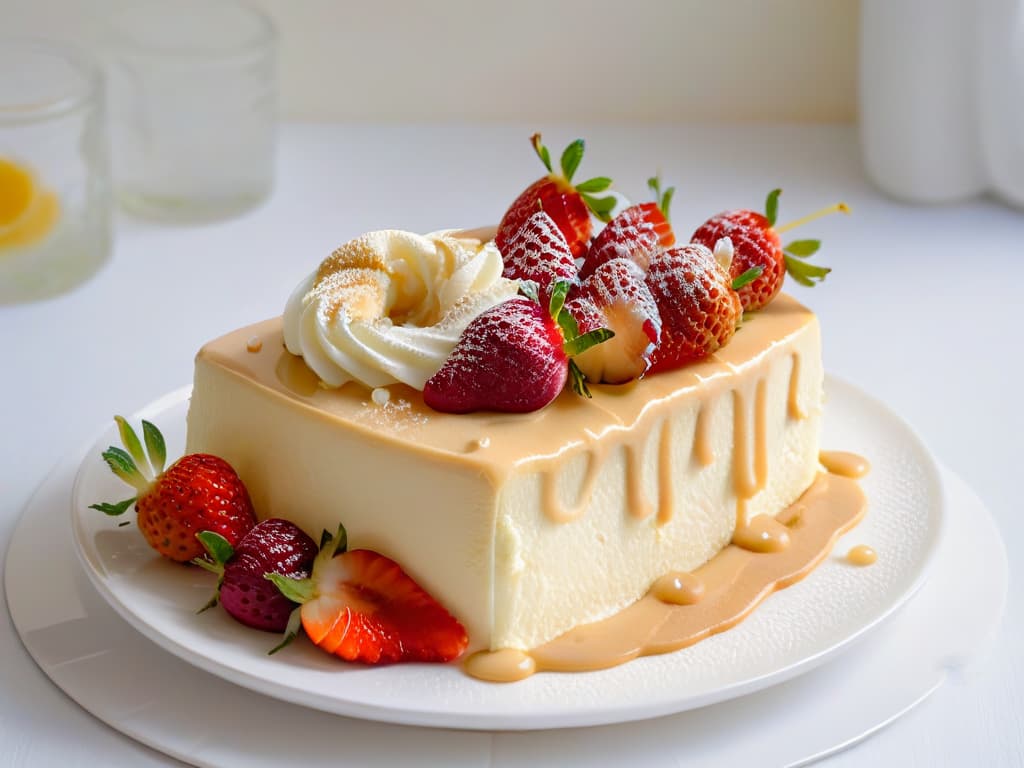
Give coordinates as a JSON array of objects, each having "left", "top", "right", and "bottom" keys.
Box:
[
  {"left": 500, "top": 211, "right": 578, "bottom": 298},
  {"left": 581, "top": 202, "right": 673, "bottom": 278}
]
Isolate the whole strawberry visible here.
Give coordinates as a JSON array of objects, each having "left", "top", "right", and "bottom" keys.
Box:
[
  {"left": 691, "top": 189, "right": 848, "bottom": 311},
  {"left": 90, "top": 417, "right": 256, "bottom": 562},
  {"left": 423, "top": 287, "right": 612, "bottom": 414},
  {"left": 268, "top": 525, "right": 469, "bottom": 664},
  {"left": 501, "top": 209, "right": 579, "bottom": 304},
  {"left": 494, "top": 133, "right": 616, "bottom": 259},
  {"left": 566, "top": 257, "right": 662, "bottom": 384},
  {"left": 579, "top": 174, "right": 676, "bottom": 279},
  {"left": 645, "top": 244, "right": 744, "bottom": 372},
  {"left": 194, "top": 519, "right": 318, "bottom": 632}
]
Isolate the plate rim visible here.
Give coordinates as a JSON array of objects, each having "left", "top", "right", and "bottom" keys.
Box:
[{"left": 67, "top": 374, "right": 947, "bottom": 730}]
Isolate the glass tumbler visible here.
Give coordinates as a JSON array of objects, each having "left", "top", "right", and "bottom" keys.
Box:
[
  {"left": 104, "top": 0, "right": 277, "bottom": 221},
  {"left": 0, "top": 40, "right": 111, "bottom": 304}
]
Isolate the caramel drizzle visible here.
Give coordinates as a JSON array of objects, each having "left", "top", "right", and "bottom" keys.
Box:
[
  {"left": 466, "top": 471, "right": 868, "bottom": 682},
  {"left": 540, "top": 371, "right": 776, "bottom": 530},
  {"left": 788, "top": 353, "right": 807, "bottom": 420},
  {"left": 693, "top": 402, "right": 715, "bottom": 467},
  {"left": 731, "top": 379, "right": 769, "bottom": 530}
]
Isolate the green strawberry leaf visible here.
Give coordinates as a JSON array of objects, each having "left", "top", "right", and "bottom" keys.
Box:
[
  {"left": 531, "top": 133, "right": 552, "bottom": 173},
  {"left": 268, "top": 605, "right": 304, "bottom": 655},
  {"left": 560, "top": 139, "right": 585, "bottom": 182},
  {"left": 647, "top": 173, "right": 675, "bottom": 220},
  {"left": 519, "top": 279, "right": 540, "bottom": 303},
  {"left": 581, "top": 193, "right": 616, "bottom": 223},
  {"left": 563, "top": 327, "right": 614, "bottom": 357},
  {"left": 784, "top": 239, "right": 821, "bottom": 258},
  {"left": 196, "top": 530, "right": 235, "bottom": 568},
  {"left": 659, "top": 185, "right": 675, "bottom": 221},
  {"left": 784, "top": 254, "right": 831, "bottom": 286},
  {"left": 265, "top": 573, "right": 314, "bottom": 606},
  {"left": 557, "top": 305, "right": 580, "bottom": 342},
  {"left": 548, "top": 280, "right": 571, "bottom": 322},
  {"left": 101, "top": 447, "right": 148, "bottom": 491},
  {"left": 732, "top": 266, "right": 763, "bottom": 291},
  {"left": 114, "top": 416, "right": 149, "bottom": 479},
  {"left": 142, "top": 420, "right": 166, "bottom": 474},
  {"left": 88, "top": 496, "right": 136, "bottom": 516},
  {"left": 574, "top": 176, "right": 612, "bottom": 194},
  {"left": 765, "top": 188, "right": 782, "bottom": 227},
  {"left": 567, "top": 359, "right": 593, "bottom": 398}
]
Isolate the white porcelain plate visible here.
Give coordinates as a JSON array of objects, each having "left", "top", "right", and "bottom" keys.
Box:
[{"left": 68, "top": 376, "right": 944, "bottom": 730}]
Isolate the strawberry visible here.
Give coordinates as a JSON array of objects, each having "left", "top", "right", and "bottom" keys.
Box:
[
  {"left": 268, "top": 526, "right": 469, "bottom": 664},
  {"left": 423, "top": 286, "right": 613, "bottom": 414},
  {"left": 194, "top": 519, "right": 319, "bottom": 632},
  {"left": 644, "top": 244, "right": 744, "bottom": 372},
  {"left": 500, "top": 210, "right": 578, "bottom": 303},
  {"left": 90, "top": 417, "right": 256, "bottom": 562},
  {"left": 579, "top": 174, "right": 676, "bottom": 279},
  {"left": 494, "top": 133, "right": 616, "bottom": 260},
  {"left": 691, "top": 189, "right": 849, "bottom": 311},
  {"left": 566, "top": 258, "right": 661, "bottom": 384}
]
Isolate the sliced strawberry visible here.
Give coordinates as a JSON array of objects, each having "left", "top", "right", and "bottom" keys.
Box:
[
  {"left": 645, "top": 244, "right": 742, "bottom": 372},
  {"left": 500, "top": 210, "right": 578, "bottom": 303},
  {"left": 494, "top": 133, "right": 616, "bottom": 259},
  {"left": 194, "top": 519, "right": 319, "bottom": 633},
  {"left": 566, "top": 258, "right": 661, "bottom": 384},
  {"left": 91, "top": 418, "right": 256, "bottom": 562},
  {"left": 268, "top": 527, "right": 469, "bottom": 665},
  {"left": 579, "top": 175, "right": 676, "bottom": 279}
]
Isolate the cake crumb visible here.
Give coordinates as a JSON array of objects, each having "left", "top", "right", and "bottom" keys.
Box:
[
  {"left": 246, "top": 336, "right": 263, "bottom": 353},
  {"left": 371, "top": 387, "right": 391, "bottom": 407}
]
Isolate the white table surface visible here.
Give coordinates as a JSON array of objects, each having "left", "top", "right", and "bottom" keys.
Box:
[{"left": 1, "top": 122, "right": 1020, "bottom": 766}]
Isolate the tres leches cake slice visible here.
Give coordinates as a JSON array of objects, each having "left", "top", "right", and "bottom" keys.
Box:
[{"left": 187, "top": 138, "right": 864, "bottom": 679}]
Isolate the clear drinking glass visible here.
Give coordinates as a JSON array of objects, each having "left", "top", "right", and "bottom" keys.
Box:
[
  {"left": 104, "top": 0, "right": 277, "bottom": 221},
  {"left": 0, "top": 40, "right": 111, "bottom": 304}
]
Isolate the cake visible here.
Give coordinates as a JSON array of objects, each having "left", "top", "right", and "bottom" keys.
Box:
[
  {"left": 180, "top": 136, "right": 866, "bottom": 678},
  {"left": 187, "top": 291, "right": 822, "bottom": 653}
]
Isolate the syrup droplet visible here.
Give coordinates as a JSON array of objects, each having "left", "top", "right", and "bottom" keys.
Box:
[
  {"left": 651, "top": 571, "right": 705, "bottom": 605},
  {"left": 246, "top": 336, "right": 263, "bottom": 353},
  {"left": 846, "top": 544, "right": 877, "bottom": 566}
]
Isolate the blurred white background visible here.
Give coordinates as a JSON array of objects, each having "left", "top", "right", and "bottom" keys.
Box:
[{"left": 6, "top": 0, "right": 858, "bottom": 121}]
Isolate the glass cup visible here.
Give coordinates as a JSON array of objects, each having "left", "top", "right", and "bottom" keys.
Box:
[
  {"left": 104, "top": 0, "right": 277, "bottom": 222},
  {"left": 0, "top": 39, "right": 111, "bottom": 304}
]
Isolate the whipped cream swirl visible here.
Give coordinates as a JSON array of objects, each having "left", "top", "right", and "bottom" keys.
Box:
[{"left": 283, "top": 228, "right": 518, "bottom": 390}]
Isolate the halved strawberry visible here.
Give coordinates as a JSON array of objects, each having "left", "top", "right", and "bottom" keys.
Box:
[
  {"left": 268, "top": 527, "right": 468, "bottom": 664},
  {"left": 566, "top": 258, "right": 661, "bottom": 384},
  {"left": 494, "top": 133, "right": 615, "bottom": 259},
  {"left": 422, "top": 285, "right": 613, "bottom": 414},
  {"left": 500, "top": 210, "right": 578, "bottom": 303},
  {"left": 645, "top": 244, "right": 743, "bottom": 372},
  {"left": 691, "top": 189, "right": 849, "bottom": 311},
  {"left": 579, "top": 175, "right": 676, "bottom": 279},
  {"left": 90, "top": 417, "right": 256, "bottom": 562}
]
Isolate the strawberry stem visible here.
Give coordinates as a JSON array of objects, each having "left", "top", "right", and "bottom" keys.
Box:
[
  {"left": 193, "top": 531, "right": 235, "bottom": 613},
  {"left": 99, "top": 446, "right": 149, "bottom": 493},
  {"left": 775, "top": 202, "right": 850, "bottom": 234}
]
